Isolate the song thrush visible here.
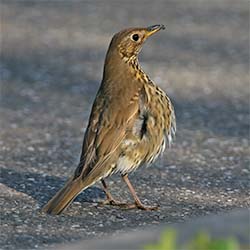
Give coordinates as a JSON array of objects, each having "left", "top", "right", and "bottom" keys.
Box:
[{"left": 42, "top": 24, "right": 176, "bottom": 215}]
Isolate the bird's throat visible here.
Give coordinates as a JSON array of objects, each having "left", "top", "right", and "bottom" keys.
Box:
[
  {"left": 102, "top": 50, "right": 150, "bottom": 96},
  {"left": 128, "top": 57, "right": 150, "bottom": 84}
]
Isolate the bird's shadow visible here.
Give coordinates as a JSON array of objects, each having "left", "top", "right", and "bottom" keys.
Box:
[{"left": 0, "top": 168, "right": 105, "bottom": 207}]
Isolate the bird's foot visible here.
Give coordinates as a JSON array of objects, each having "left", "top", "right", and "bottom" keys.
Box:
[
  {"left": 99, "top": 198, "right": 128, "bottom": 207},
  {"left": 99, "top": 198, "right": 159, "bottom": 211},
  {"left": 135, "top": 203, "right": 159, "bottom": 211},
  {"left": 114, "top": 202, "right": 159, "bottom": 211}
]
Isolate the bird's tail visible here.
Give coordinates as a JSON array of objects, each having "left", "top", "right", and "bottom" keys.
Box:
[{"left": 42, "top": 176, "right": 93, "bottom": 215}]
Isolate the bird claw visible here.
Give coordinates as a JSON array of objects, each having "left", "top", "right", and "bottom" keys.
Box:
[
  {"left": 118, "top": 203, "right": 159, "bottom": 210},
  {"left": 107, "top": 201, "right": 159, "bottom": 211},
  {"left": 135, "top": 203, "right": 160, "bottom": 211},
  {"left": 99, "top": 198, "right": 159, "bottom": 211},
  {"left": 99, "top": 199, "right": 127, "bottom": 207}
]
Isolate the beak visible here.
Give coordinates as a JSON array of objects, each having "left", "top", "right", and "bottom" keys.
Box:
[{"left": 146, "top": 24, "right": 165, "bottom": 37}]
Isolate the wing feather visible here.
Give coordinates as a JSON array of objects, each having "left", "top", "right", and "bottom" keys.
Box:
[{"left": 74, "top": 90, "right": 139, "bottom": 180}]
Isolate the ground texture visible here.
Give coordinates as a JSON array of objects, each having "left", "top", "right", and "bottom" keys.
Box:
[{"left": 0, "top": 1, "right": 249, "bottom": 249}]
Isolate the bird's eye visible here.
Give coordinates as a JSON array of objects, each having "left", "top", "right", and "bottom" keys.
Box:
[{"left": 132, "top": 34, "right": 139, "bottom": 42}]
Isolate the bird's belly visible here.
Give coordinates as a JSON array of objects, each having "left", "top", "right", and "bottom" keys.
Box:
[
  {"left": 115, "top": 155, "right": 141, "bottom": 175},
  {"left": 115, "top": 133, "right": 166, "bottom": 175}
]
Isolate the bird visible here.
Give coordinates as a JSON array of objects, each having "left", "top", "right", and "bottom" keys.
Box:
[{"left": 42, "top": 24, "right": 176, "bottom": 215}]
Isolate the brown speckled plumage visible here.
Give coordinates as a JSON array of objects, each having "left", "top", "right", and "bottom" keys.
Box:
[{"left": 42, "top": 24, "right": 176, "bottom": 215}]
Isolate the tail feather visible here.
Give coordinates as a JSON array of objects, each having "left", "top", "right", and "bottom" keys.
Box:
[{"left": 42, "top": 176, "right": 92, "bottom": 215}]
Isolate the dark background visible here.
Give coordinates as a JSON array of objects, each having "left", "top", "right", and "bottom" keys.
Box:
[{"left": 1, "top": 1, "right": 249, "bottom": 249}]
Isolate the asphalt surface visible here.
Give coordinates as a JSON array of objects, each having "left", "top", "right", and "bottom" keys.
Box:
[
  {"left": 1, "top": 1, "right": 250, "bottom": 250},
  {"left": 55, "top": 209, "right": 250, "bottom": 250}
]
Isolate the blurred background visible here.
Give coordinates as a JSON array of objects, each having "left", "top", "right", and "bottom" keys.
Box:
[{"left": 1, "top": 1, "right": 249, "bottom": 249}]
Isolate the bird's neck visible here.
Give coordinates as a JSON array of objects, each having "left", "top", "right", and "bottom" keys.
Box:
[
  {"left": 103, "top": 50, "right": 151, "bottom": 88},
  {"left": 126, "top": 56, "right": 151, "bottom": 84}
]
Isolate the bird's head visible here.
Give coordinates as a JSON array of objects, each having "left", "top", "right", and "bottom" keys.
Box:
[{"left": 108, "top": 24, "right": 165, "bottom": 60}]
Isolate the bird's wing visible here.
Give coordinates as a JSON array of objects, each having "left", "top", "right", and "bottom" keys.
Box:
[{"left": 74, "top": 89, "right": 139, "bottom": 180}]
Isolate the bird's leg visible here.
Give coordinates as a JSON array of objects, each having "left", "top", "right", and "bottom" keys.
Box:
[
  {"left": 100, "top": 179, "right": 126, "bottom": 206},
  {"left": 101, "top": 179, "right": 116, "bottom": 204},
  {"left": 122, "top": 174, "right": 159, "bottom": 210}
]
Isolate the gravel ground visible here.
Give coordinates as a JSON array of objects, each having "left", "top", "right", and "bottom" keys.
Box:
[{"left": 1, "top": 1, "right": 250, "bottom": 250}]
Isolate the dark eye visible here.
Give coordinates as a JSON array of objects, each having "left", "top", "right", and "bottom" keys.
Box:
[{"left": 132, "top": 34, "right": 139, "bottom": 41}]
